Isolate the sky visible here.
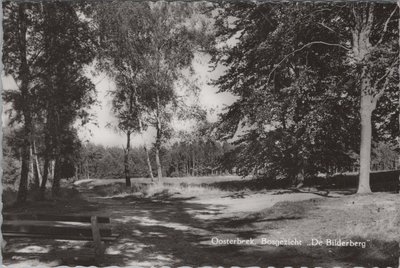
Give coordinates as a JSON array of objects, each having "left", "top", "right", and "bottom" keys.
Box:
[{"left": 2, "top": 52, "right": 237, "bottom": 148}]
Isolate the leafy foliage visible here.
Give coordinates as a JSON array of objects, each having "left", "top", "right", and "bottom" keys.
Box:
[
  {"left": 211, "top": 3, "right": 398, "bottom": 183},
  {"left": 2, "top": 1, "right": 97, "bottom": 199}
]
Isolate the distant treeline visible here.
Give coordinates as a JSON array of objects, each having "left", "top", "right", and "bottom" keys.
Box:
[
  {"left": 3, "top": 126, "right": 235, "bottom": 187},
  {"left": 76, "top": 139, "right": 234, "bottom": 179}
]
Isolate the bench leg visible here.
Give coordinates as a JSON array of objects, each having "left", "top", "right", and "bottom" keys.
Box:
[{"left": 90, "top": 216, "right": 105, "bottom": 261}]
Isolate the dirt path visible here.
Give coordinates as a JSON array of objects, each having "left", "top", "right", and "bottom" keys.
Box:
[{"left": 3, "top": 184, "right": 398, "bottom": 267}]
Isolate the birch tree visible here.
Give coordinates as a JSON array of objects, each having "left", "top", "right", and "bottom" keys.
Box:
[
  {"left": 3, "top": 2, "right": 96, "bottom": 201},
  {"left": 4, "top": 2, "right": 44, "bottom": 203},
  {"left": 96, "top": 1, "right": 210, "bottom": 180}
]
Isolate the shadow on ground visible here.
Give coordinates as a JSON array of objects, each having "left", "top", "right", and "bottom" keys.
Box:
[{"left": 3, "top": 185, "right": 399, "bottom": 267}]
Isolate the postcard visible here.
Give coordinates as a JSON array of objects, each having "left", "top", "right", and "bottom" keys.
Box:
[{"left": 1, "top": 0, "right": 399, "bottom": 267}]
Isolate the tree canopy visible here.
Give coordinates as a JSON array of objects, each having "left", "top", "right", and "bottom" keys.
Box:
[{"left": 211, "top": 2, "right": 399, "bottom": 188}]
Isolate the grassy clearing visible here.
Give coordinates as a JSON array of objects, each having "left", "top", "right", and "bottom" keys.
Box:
[
  {"left": 338, "top": 197, "right": 400, "bottom": 241},
  {"left": 144, "top": 181, "right": 227, "bottom": 198},
  {"left": 84, "top": 175, "right": 244, "bottom": 187},
  {"left": 89, "top": 180, "right": 229, "bottom": 199},
  {"left": 248, "top": 201, "right": 308, "bottom": 221},
  {"left": 242, "top": 193, "right": 400, "bottom": 243}
]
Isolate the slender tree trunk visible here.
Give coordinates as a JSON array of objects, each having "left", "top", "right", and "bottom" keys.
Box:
[
  {"left": 138, "top": 118, "right": 154, "bottom": 181},
  {"left": 155, "top": 96, "right": 163, "bottom": 180},
  {"left": 50, "top": 160, "right": 55, "bottom": 180},
  {"left": 295, "top": 168, "right": 305, "bottom": 188},
  {"left": 29, "top": 146, "right": 35, "bottom": 187},
  {"left": 52, "top": 156, "right": 61, "bottom": 196},
  {"left": 40, "top": 156, "right": 50, "bottom": 200},
  {"left": 124, "top": 131, "right": 132, "bottom": 187},
  {"left": 40, "top": 122, "right": 52, "bottom": 199},
  {"left": 75, "top": 165, "right": 79, "bottom": 180},
  {"left": 155, "top": 143, "right": 162, "bottom": 180},
  {"left": 51, "top": 111, "right": 61, "bottom": 197},
  {"left": 175, "top": 162, "right": 179, "bottom": 177},
  {"left": 192, "top": 149, "right": 195, "bottom": 176},
  {"left": 17, "top": 122, "right": 32, "bottom": 203},
  {"left": 32, "top": 141, "right": 41, "bottom": 189},
  {"left": 16, "top": 4, "right": 32, "bottom": 204},
  {"left": 40, "top": 103, "right": 52, "bottom": 200},
  {"left": 144, "top": 146, "right": 154, "bottom": 181}
]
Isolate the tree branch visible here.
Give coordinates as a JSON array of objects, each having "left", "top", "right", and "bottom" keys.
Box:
[
  {"left": 375, "top": 6, "right": 398, "bottom": 46},
  {"left": 317, "top": 22, "right": 336, "bottom": 34},
  {"left": 372, "top": 58, "right": 398, "bottom": 103},
  {"left": 267, "top": 41, "right": 351, "bottom": 83},
  {"left": 365, "top": 4, "right": 375, "bottom": 32},
  {"left": 29, "top": 47, "right": 44, "bottom": 67}
]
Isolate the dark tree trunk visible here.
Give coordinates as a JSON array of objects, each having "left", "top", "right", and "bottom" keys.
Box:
[
  {"left": 52, "top": 156, "right": 61, "bottom": 196},
  {"left": 155, "top": 143, "right": 162, "bottom": 180},
  {"left": 17, "top": 122, "right": 32, "bottom": 203},
  {"left": 51, "top": 111, "right": 61, "bottom": 197},
  {"left": 16, "top": 4, "right": 32, "bottom": 204},
  {"left": 124, "top": 131, "right": 132, "bottom": 187},
  {"left": 40, "top": 156, "right": 50, "bottom": 200},
  {"left": 192, "top": 149, "right": 195, "bottom": 176}
]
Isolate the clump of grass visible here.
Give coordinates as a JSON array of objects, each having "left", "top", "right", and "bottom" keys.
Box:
[
  {"left": 92, "top": 182, "right": 147, "bottom": 197},
  {"left": 248, "top": 201, "right": 308, "bottom": 221},
  {"left": 341, "top": 211, "right": 400, "bottom": 241},
  {"left": 91, "top": 180, "right": 228, "bottom": 199},
  {"left": 142, "top": 182, "right": 177, "bottom": 198},
  {"left": 142, "top": 181, "right": 227, "bottom": 198},
  {"left": 330, "top": 236, "right": 399, "bottom": 266}
]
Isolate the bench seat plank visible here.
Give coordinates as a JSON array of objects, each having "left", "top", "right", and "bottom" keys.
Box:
[
  {"left": 2, "top": 224, "right": 112, "bottom": 237},
  {"left": 3, "top": 220, "right": 110, "bottom": 228},
  {"left": 3, "top": 213, "right": 110, "bottom": 223},
  {"left": 3, "top": 232, "right": 118, "bottom": 241},
  {"left": 3, "top": 220, "right": 90, "bottom": 228}
]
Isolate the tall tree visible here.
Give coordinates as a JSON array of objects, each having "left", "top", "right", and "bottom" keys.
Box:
[
  {"left": 138, "top": 2, "right": 209, "bottom": 180},
  {"left": 3, "top": 2, "right": 43, "bottom": 203},
  {"left": 3, "top": 2, "right": 96, "bottom": 200},
  {"left": 110, "top": 75, "right": 142, "bottom": 187},
  {"left": 95, "top": 1, "right": 154, "bottom": 185},
  {"left": 349, "top": 4, "right": 399, "bottom": 193},
  {"left": 96, "top": 1, "right": 210, "bottom": 180},
  {"left": 37, "top": 2, "right": 96, "bottom": 196},
  {"left": 212, "top": 3, "right": 398, "bottom": 191}
]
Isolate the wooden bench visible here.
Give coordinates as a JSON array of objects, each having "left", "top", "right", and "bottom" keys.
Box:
[{"left": 2, "top": 213, "right": 118, "bottom": 261}]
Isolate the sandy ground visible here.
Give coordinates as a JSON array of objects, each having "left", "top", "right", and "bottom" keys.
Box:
[
  {"left": 185, "top": 191, "right": 324, "bottom": 219},
  {"left": 3, "top": 178, "right": 399, "bottom": 267}
]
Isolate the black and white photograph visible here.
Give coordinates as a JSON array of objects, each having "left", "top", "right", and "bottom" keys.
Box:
[{"left": 1, "top": 0, "right": 400, "bottom": 267}]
